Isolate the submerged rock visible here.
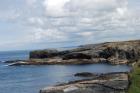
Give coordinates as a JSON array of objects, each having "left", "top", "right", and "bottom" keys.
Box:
[{"left": 74, "top": 72, "right": 96, "bottom": 77}]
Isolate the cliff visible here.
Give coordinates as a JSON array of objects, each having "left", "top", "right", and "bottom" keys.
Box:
[{"left": 28, "top": 40, "right": 140, "bottom": 65}]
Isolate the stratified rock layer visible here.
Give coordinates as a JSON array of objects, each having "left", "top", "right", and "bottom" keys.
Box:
[
  {"left": 9, "top": 40, "right": 140, "bottom": 66},
  {"left": 30, "top": 40, "right": 140, "bottom": 64},
  {"left": 40, "top": 73, "right": 129, "bottom": 93}
]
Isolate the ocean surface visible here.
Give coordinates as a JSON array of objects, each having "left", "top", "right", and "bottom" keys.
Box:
[{"left": 0, "top": 50, "right": 131, "bottom": 93}]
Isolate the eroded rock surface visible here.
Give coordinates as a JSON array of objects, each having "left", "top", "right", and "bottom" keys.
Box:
[
  {"left": 40, "top": 73, "right": 129, "bottom": 93},
  {"left": 31, "top": 40, "right": 140, "bottom": 64},
  {"left": 9, "top": 40, "right": 140, "bottom": 66}
]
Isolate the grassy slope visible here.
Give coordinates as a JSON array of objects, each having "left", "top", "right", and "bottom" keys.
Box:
[{"left": 128, "top": 62, "right": 140, "bottom": 93}]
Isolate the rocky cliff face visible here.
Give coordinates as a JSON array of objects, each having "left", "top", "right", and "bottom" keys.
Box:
[{"left": 29, "top": 40, "right": 140, "bottom": 65}]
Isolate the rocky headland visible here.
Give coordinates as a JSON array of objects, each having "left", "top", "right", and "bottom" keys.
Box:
[
  {"left": 8, "top": 40, "right": 140, "bottom": 66},
  {"left": 5, "top": 40, "right": 140, "bottom": 93}
]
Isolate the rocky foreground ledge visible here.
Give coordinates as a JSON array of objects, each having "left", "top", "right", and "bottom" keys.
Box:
[
  {"left": 7, "top": 40, "right": 140, "bottom": 66},
  {"left": 40, "top": 72, "right": 129, "bottom": 93}
]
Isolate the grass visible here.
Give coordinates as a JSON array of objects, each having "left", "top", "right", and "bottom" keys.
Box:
[{"left": 128, "top": 62, "right": 140, "bottom": 93}]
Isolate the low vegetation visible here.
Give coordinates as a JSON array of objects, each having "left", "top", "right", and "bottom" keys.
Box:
[{"left": 128, "top": 61, "right": 140, "bottom": 93}]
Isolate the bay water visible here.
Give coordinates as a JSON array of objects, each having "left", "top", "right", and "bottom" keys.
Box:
[{"left": 0, "top": 50, "right": 131, "bottom": 93}]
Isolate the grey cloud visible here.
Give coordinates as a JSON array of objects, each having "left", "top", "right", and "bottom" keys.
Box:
[{"left": 0, "top": 0, "right": 140, "bottom": 50}]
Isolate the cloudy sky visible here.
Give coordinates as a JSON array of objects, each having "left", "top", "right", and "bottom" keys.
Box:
[{"left": 0, "top": 0, "right": 140, "bottom": 51}]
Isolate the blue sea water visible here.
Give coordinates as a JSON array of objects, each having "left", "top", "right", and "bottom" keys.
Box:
[
  {"left": 0, "top": 50, "right": 29, "bottom": 62},
  {"left": 0, "top": 50, "right": 131, "bottom": 93}
]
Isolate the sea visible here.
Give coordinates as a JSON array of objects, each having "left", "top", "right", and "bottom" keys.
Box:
[{"left": 0, "top": 50, "right": 131, "bottom": 93}]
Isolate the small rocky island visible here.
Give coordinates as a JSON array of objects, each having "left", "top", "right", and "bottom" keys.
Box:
[
  {"left": 6, "top": 40, "right": 140, "bottom": 93},
  {"left": 8, "top": 40, "right": 140, "bottom": 66}
]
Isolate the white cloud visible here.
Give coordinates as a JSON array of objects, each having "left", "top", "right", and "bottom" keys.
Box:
[
  {"left": 77, "top": 32, "right": 94, "bottom": 37},
  {"left": 0, "top": 9, "right": 20, "bottom": 21},
  {"left": 26, "top": 0, "right": 37, "bottom": 6},
  {"left": 31, "top": 28, "right": 67, "bottom": 42},
  {"left": 28, "top": 17, "right": 44, "bottom": 26},
  {"left": 26, "top": 0, "right": 140, "bottom": 44},
  {"left": 43, "top": 0, "right": 70, "bottom": 16},
  {"left": 0, "top": 0, "right": 140, "bottom": 50}
]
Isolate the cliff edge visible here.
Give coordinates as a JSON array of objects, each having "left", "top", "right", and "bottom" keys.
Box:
[{"left": 9, "top": 40, "right": 140, "bottom": 66}]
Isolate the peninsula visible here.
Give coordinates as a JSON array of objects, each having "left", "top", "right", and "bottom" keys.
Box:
[
  {"left": 5, "top": 40, "right": 140, "bottom": 93},
  {"left": 8, "top": 40, "right": 140, "bottom": 66}
]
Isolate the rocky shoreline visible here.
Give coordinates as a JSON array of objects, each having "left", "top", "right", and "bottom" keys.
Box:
[
  {"left": 3, "top": 40, "right": 140, "bottom": 93},
  {"left": 40, "top": 72, "right": 129, "bottom": 93},
  {"left": 7, "top": 40, "right": 140, "bottom": 66}
]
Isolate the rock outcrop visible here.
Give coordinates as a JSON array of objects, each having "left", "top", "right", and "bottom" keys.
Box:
[
  {"left": 30, "top": 49, "right": 59, "bottom": 58},
  {"left": 74, "top": 72, "right": 97, "bottom": 77},
  {"left": 40, "top": 72, "right": 129, "bottom": 93},
  {"left": 9, "top": 40, "right": 140, "bottom": 66}
]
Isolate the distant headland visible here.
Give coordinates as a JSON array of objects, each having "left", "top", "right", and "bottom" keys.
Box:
[{"left": 7, "top": 39, "right": 140, "bottom": 66}]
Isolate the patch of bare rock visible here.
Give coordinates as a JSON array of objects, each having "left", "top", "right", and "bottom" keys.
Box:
[{"left": 40, "top": 72, "right": 129, "bottom": 93}]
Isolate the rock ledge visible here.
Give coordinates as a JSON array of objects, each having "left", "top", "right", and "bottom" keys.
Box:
[{"left": 40, "top": 73, "right": 129, "bottom": 93}]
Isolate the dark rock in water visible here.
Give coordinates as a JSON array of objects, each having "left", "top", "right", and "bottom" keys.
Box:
[
  {"left": 40, "top": 73, "right": 129, "bottom": 93},
  {"left": 74, "top": 72, "right": 96, "bottom": 77}
]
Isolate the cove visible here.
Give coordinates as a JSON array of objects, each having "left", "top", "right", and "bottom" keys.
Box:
[{"left": 0, "top": 63, "right": 131, "bottom": 93}]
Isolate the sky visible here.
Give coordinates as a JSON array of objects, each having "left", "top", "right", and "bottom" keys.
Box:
[{"left": 0, "top": 0, "right": 140, "bottom": 51}]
